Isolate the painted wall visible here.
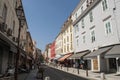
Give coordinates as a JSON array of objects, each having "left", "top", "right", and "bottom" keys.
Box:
[
  {"left": 50, "top": 41, "right": 56, "bottom": 58},
  {"left": 73, "top": 0, "right": 120, "bottom": 53}
]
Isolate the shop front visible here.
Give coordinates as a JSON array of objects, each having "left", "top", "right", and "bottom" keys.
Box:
[
  {"left": 105, "top": 44, "right": 120, "bottom": 73},
  {"left": 58, "top": 53, "right": 73, "bottom": 67},
  {"left": 84, "top": 46, "right": 112, "bottom": 72},
  {"left": 0, "top": 31, "right": 17, "bottom": 74},
  {"left": 69, "top": 50, "right": 90, "bottom": 69}
]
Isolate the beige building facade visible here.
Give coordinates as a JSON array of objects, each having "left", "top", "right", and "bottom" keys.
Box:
[
  {"left": 61, "top": 16, "right": 73, "bottom": 55},
  {"left": 0, "top": 0, "right": 33, "bottom": 74},
  {"left": 55, "top": 33, "right": 62, "bottom": 55}
]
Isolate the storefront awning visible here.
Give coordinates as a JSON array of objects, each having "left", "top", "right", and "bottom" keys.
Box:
[
  {"left": 105, "top": 44, "right": 120, "bottom": 58},
  {"left": 84, "top": 47, "right": 112, "bottom": 59},
  {"left": 54, "top": 54, "right": 63, "bottom": 60},
  {"left": 69, "top": 50, "right": 90, "bottom": 59},
  {"left": 0, "top": 31, "right": 17, "bottom": 53},
  {"left": 10, "top": 44, "right": 17, "bottom": 53},
  {"left": 58, "top": 53, "right": 73, "bottom": 62}
]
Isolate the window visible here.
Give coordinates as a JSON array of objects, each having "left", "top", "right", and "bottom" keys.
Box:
[
  {"left": 70, "top": 26, "right": 72, "bottom": 32},
  {"left": 2, "top": 4, "right": 7, "bottom": 22},
  {"left": 13, "top": 21, "right": 15, "bottom": 34},
  {"left": 102, "top": 0, "right": 108, "bottom": 11},
  {"left": 81, "top": 19, "right": 85, "bottom": 28},
  {"left": 64, "top": 38, "right": 66, "bottom": 43},
  {"left": 91, "top": 30, "right": 95, "bottom": 43},
  {"left": 77, "top": 39, "right": 79, "bottom": 47},
  {"left": 70, "top": 42, "right": 73, "bottom": 50},
  {"left": 75, "top": 13, "right": 77, "bottom": 19},
  {"left": 70, "top": 34, "right": 72, "bottom": 42},
  {"left": 105, "top": 21, "right": 112, "bottom": 34},
  {"left": 83, "top": 35, "right": 85, "bottom": 43},
  {"left": 75, "top": 24, "right": 79, "bottom": 33},
  {"left": 89, "top": 11, "right": 93, "bottom": 22},
  {"left": 13, "top": 0, "right": 17, "bottom": 8},
  {"left": 64, "top": 46, "right": 66, "bottom": 52},
  {"left": 67, "top": 44, "right": 69, "bottom": 52},
  {"left": 81, "top": 6, "right": 83, "bottom": 13},
  {"left": 67, "top": 36, "right": 69, "bottom": 42}
]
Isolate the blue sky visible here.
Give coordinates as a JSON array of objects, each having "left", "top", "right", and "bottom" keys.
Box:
[{"left": 22, "top": 0, "right": 80, "bottom": 52}]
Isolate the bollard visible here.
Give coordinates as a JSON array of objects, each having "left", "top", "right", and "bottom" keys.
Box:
[
  {"left": 101, "top": 73, "right": 105, "bottom": 80},
  {"left": 77, "top": 68, "right": 79, "bottom": 74},
  {"left": 67, "top": 67, "right": 69, "bottom": 71}
]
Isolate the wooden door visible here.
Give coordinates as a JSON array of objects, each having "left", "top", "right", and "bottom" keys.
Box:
[{"left": 93, "top": 58, "right": 98, "bottom": 70}]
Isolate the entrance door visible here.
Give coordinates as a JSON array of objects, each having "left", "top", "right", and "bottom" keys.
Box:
[
  {"left": 109, "top": 58, "right": 117, "bottom": 72},
  {"left": 93, "top": 58, "right": 98, "bottom": 70},
  {"left": 0, "top": 46, "right": 3, "bottom": 74},
  {"left": 118, "top": 58, "right": 120, "bottom": 72}
]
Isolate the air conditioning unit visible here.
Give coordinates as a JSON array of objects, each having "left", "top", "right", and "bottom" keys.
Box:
[
  {"left": 12, "top": 37, "right": 16, "bottom": 41},
  {"left": 7, "top": 28, "right": 12, "bottom": 36},
  {"left": 2, "top": 23, "right": 7, "bottom": 32}
]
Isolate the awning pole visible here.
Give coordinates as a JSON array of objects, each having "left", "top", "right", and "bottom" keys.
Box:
[
  {"left": 116, "top": 57, "right": 119, "bottom": 73},
  {"left": 86, "top": 60, "right": 88, "bottom": 76}
]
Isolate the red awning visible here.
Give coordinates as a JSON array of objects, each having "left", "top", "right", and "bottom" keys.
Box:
[{"left": 58, "top": 53, "right": 73, "bottom": 62}]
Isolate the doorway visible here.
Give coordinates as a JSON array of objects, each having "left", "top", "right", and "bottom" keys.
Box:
[
  {"left": 0, "top": 46, "right": 3, "bottom": 74},
  {"left": 109, "top": 58, "right": 117, "bottom": 72}
]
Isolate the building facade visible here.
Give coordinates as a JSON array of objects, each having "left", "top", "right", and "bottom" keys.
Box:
[
  {"left": 0, "top": 0, "right": 32, "bottom": 74},
  {"left": 50, "top": 41, "right": 56, "bottom": 59},
  {"left": 61, "top": 15, "right": 73, "bottom": 55},
  {"left": 25, "top": 31, "right": 34, "bottom": 69},
  {"left": 72, "top": 0, "right": 120, "bottom": 73},
  {"left": 44, "top": 43, "right": 51, "bottom": 63},
  {"left": 55, "top": 32, "right": 63, "bottom": 59},
  {"left": 0, "top": 0, "right": 19, "bottom": 74}
]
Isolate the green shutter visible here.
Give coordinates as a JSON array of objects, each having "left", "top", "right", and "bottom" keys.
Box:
[{"left": 108, "top": 22, "right": 111, "bottom": 33}]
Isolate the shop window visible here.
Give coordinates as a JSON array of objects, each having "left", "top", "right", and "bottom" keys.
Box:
[{"left": 109, "top": 58, "right": 117, "bottom": 69}]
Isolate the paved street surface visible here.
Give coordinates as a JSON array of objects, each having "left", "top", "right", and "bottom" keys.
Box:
[
  {"left": 43, "top": 66, "right": 89, "bottom": 80},
  {"left": 19, "top": 65, "right": 92, "bottom": 80}
]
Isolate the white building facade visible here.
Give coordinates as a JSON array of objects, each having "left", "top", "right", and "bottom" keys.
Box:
[{"left": 72, "top": 0, "right": 120, "bottom": 73}]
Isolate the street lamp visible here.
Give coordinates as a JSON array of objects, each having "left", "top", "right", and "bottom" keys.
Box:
[{"left": 14, "top": 5, "right": 25, "bottom": 80}]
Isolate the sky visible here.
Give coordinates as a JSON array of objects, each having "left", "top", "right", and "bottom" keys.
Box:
[{"left": 22, "top": 0, "right": 80, "bottom": 52}]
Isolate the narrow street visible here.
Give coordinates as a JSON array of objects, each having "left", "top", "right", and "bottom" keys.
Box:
[{"left": 23, "top": 65, "right": 91, "bottom": 80}]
